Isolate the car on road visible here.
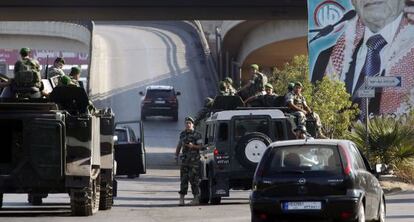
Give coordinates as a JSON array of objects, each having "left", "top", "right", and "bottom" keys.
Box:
[
  {"left": 250, "top": 139, "right": 386, "bottom": 222},
  {"left": 114, "top": 122, "right": 146, "bottom": 178},
  {"left": 139, "top": 85, "right": 181, "bottom": 121}
]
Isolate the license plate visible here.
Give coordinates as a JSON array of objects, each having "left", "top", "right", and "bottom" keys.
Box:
[
  {"left": 154, "top": 100, "right": 165, "bottom": 104},
  {"left": 282, "top": 201, "right": 321, "bottom": 210}
]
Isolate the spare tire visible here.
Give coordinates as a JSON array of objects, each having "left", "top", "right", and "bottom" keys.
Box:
[{"left": 235, "top": 132, "right": 271, "bottom": 170}]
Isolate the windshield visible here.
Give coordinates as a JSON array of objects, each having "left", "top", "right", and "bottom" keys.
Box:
[
  {"left": 263, "top": 145, "right": 342, "bottom": 176},
  {"left": 115, "top": 129, "right": 128, "bottom": 143}
]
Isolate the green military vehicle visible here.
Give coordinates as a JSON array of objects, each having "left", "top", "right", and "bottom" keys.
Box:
[
  {"left": 198, "top": 96, "right": 315, "bottom": 204},
  {"left": 0, "top": 83, "right": 116, "bottom": 216}
]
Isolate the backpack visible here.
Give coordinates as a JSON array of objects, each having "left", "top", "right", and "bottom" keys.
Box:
[{"left": 14, "top": 58, "right": 42, "bottom": 89}]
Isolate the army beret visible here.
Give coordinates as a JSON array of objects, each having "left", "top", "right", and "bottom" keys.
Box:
[
  {"left": 185, "top": 116, "right": 194, "bottom": 123},
  {"left": 295, "top": 82, "right": 303, "bottom": 87},
  {"left": 70, "top": 66, "right": 81, "bottom": 75},
  {"left": 55, "top": 57, "right": 65, "bottom": 64},
  {"left": 264, "top": 83, "right": 273, "bottom": 89},
  {"left": 20, "top": 47, "right": 31, "bottom": 55},
  {"left": 250, "top": 64, "right": 259, "bottom": 71}
]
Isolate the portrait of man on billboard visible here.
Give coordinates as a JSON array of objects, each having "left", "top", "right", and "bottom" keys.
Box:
[{"left": 310, "top": 0, "right": 414, "bottom": 116}]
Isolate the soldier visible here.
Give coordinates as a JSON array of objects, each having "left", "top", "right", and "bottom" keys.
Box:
[
  {"left": 237, "top": 64, "right": 268, "bottom": 100},
  {"left": 194, "top": 97, "right": 214, "bottom": 126},
  {"left": 286, "top": 82, "right": 326, "bottom": 139},
  {"left": 175, "top": 117, "right": 203, "bottom": 206},
  {"left": 223, "top": 77, "right": 236, "bottom": 95},
  {"left": 68, "top": 66, "right": 82, "bottom": 87},
  {"left": 244, "top": 83, "right": 279, "bottom": 107},
  {"left": 13, "top": 47, "right": 44, "bottom": 98},
  {"left": 47, "top": 57, "right": 65, "bottom": 79},
  {"left": 294, "top": 125, "right": 312, "bottom": 139},
  {"left": 218, "top": 81, "right": 229, "bottom": 96}
]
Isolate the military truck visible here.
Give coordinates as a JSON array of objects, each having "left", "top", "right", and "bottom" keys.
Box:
[
  {"left": 198, "top": 96, "right": 316, "bottom": 204},
  {"left": 0, "top": 83, "right": 116, "bottom": 216}
]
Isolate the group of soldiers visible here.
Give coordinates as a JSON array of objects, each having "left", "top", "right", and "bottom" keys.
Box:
[
  {"left": 175, "top": 64, "right": 327, "bottom": 206},
  {"left": 0, "top": 47, "right": 83, "bottom": 99}
]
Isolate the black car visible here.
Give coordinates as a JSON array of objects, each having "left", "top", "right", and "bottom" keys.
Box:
[
  {"left": 114, "top": 122, "right": 146, "bottom": 178},
  {"left": 139, "top": 85, "right": 181, "bottom": 121},
  {"left": 250, "top": 139, "right": 385, "bottom": 222}
]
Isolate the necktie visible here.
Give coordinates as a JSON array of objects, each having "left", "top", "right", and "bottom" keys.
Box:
[{"left": 359, "top": 34, "right": 387, "bottom": 119}]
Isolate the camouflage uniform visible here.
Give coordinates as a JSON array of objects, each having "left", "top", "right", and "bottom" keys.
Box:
[{"left": 177, "top": 129, "right": 202, "bottom": 196}]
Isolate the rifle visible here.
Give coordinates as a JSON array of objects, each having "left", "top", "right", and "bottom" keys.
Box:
[{"left": 43, "top": 55, "right": 49, "bottom": 79}]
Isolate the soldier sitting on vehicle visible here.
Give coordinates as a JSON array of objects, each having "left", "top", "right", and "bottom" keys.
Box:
[
  {"left": 236, "top": 64, "right": 267, "bottom": 100},
  {"left": 13, "top": 47, "right": 46, "bottom": 98},
  {"left": 218, "top": 81, "right": 230, "bottom": 96},
  {"left": 294, "top": 125, "right": 312, "bottom": 139},
  {"left": 47, "top": 57, "right": 66, "bottom": 86},
  {"left": 244, "top": 83, "right": 280, "bottom": 107},
  {"left": 194, "top": 97, "right": 214, "bottom": 126},
  {"left": 286, "top": 82, "right": 327, "bottom": 139},
  {"left": 223, "top": 77, "right": 237, "bottom": 96}
]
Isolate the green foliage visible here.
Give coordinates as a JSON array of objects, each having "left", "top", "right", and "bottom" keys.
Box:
[
  {"left": 269, "top": 55, "right": 359, "bottom": 138},
  {"left": 346, "top": 117, "right": 414, "bottom": 166}
]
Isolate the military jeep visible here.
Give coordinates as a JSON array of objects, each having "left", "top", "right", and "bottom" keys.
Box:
[
  {"left": 198, "top": 96, "right": 302, "bottom": 204},
  {"left": 0, "top": 85, "right": 116, "bottom": 216}
]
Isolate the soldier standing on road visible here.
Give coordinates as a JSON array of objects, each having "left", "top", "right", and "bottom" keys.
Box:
[{"left": 175, "top": 117, "right": 203, "bottom": 206}]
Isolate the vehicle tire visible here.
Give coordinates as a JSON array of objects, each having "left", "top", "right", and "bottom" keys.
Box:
[
  {"left": 0, "top": 193, "right": 3, "bottom": 209},
  {"left": 208, "top": 170, "right": 221, "bottom": 205},
  {"left": 375, "top": 197, "right": 385, "bottom": 222},
  {"left": 235, "top": 132, "right": 271, "bottom": 170},
  {"left": 353, "top": 202, "right": 365, "bottom": 222},
  {"left": 199, "top": 180, "right": 209, "bottom": 204},
  {"left": 70, "top": 175, "right": 101, "bottom": 216},
  {"left": 99, "top": 174, "right": 113, "bottom": 210}
]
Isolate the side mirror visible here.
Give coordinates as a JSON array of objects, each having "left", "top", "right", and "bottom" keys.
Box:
[
  {"left": 139, "top": 91, "right": 144, "bottom": 96},
  {"left": 176, "top": 91, "right": 181, "bottom": 96},
  {"left": 375, "top": 163, "right": 388, "bottom": 174},
  {"left": 137, "top": 138, "right": 141, "bottom": 143}
]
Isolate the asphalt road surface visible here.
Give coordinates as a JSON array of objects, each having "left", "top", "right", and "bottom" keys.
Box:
[{"left": 1, "top": 21, "right": 413, "bottom": 222}]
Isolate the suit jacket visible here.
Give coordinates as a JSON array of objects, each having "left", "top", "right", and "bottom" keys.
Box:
[{"left": 312, "top": 15, "right": 414, "bottom": 116}]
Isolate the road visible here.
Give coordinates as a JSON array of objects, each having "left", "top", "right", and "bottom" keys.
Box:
[{"left": 1, "top": 21, "right": 414, "bottom": 222}]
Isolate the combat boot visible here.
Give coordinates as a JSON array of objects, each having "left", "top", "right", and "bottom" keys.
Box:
[
  {"left": 179, "top": 194, "right": 185, "bottom": 206},
  {"left": 189, "top": 195, "right": 200, "bottom": 206}
]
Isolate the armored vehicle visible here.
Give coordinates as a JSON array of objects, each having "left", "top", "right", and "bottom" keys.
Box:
[
  {"left": 198, "top": 96, "right": 316, "bottom": 204},
  {"left": 0, "top": 83, "right": 116, "bottom": 216}
]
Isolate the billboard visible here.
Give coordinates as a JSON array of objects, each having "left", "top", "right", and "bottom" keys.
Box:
[{"left": 308, "top": 0, "right": 414, "bottom": 116}]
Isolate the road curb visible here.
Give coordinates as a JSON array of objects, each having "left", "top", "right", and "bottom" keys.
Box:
[{"left": 383, "top": 187, "right": 402, "bottom": 195}]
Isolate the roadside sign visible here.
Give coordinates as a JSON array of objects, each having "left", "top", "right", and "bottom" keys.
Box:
[
  {"left": 357, "top": 89, "right": 375, "bottom": 98},
  {"left": 367, "top": 76, "right": 401, "bottom": 88}
]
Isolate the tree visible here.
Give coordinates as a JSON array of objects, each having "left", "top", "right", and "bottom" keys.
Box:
[{"left": 269, "top": 55, "right": 359, "bottom": 138}]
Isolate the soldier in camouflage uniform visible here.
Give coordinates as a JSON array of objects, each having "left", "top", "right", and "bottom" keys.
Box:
[
  {"left": 68, "top": 66, "right": 82, "bottom": 87},
  {"left": 194, "top": 97, "right": 214, "bottom": 126},
  {"left": 175, "top": 117, "right": 203, "bottom": 206},
  {"left": 223, "top": 77, "right": 236, "bottom": 95},
  {"left": 237, "top": 64, "right": 268, "bottom": 100},
  {"left": 218, "top": 81, "right": 230, "bottom": 96},
  {"left": 285, "top": 82, "right": 326, "bottom": 139},
  {"left": 47, "top": 57, "right": 66, "bottom": 86}
]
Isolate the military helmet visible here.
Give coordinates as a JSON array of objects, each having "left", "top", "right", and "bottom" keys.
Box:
[
  {"left": 70, "top": 66, "right": 81, "bottom": 75},
  {"left": 295, "top": 81, "right": 303, "bottom": 88},
  {"left": 250, "top": 64, "right": 259, "bottom": 71},
  {"left": 61, "top": 75, "right": 71, "bottom": 85},
  {"left": 54, "top": 57, "right": 65, "bottom": 64},
  {"left": 219, "top": 81, "right": 227, "bottom": 91},
  {"left": 224, "top": 77, "right": 233, "bottom": 85},
  {"left": 288, "top": 82, "right": 295, "bottom": 91},
  {"left": 264, "top": 83, "right": 273, "bottom": 89},
  {"left": 19, "top": 47, "right": 31, "bottom": 56},
  {"left": 185, "top": 116, "right": 194, "bottom": 123},
  {"left": 294, "top": 125, "right": 307, "bottom": 133}
]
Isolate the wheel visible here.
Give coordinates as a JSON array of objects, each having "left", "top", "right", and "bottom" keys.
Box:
[
  {"left": 235, "top": 132, "right": 271, "bottom": 170},
  {"left": 375, "top": 197, "right": 385, "bottom": 222},
  {"left": 208, "top": 170, "right": 221, "bottom": 205},
  {"left": 99, "top": 172, "right": 114, "bottom": 210},
  {"left": 0, "top": 193, "right": 3, "bottom": 209},
  {"left": 70, "top": 175, "right": 101, "bottom": 216},
  {"left": 199, "top": 180, "right": 209, "bottom": 204},
  {"left": 353, "top": 202, "right": 365, "bottom": 222}
]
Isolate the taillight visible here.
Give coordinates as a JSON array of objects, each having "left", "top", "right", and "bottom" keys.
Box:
[
  {"left": 339, "top": 145, "right": 352, "bottom": 176},
  {"left": 340, "top": 211, "right": 353, "bottom": 220},
  {"left": 168, "top": 96, "right": 177, "bottom": 103},
  {"left": 143, "top": 97, "right": 151, "bottom": 104},
  {"left": 213, "top": 148, "right": 219, "bottom": 156}
]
